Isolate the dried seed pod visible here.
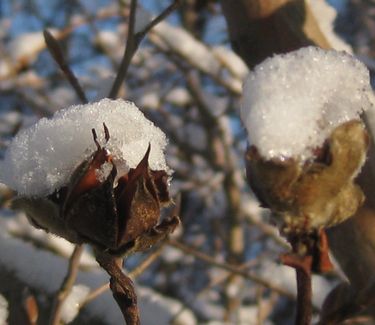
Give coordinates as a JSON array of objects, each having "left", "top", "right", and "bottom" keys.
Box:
[
  {"left": 245, "top": 120, "right": 369, "bottom": 234},
  {"left": 13, "top": 124, "right": 179, "bottom": 255}
]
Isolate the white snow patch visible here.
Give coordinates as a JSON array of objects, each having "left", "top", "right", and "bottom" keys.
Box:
[
  {"left": 7, "top": 30, "right": 59, "bottom": 64},
  {"left": 212, "top": 46, "right": 249, "bottom": 79},
  {"left": 308, "top": 0, "right": 352, "bottom": 53},
  {"left": 60, "top": 284, "right": 90, "bottom": 323},
  {"left": 140, "top": 91, "right": 160, "bottom": 110},
  {"left": 153, "top": 22, "right": 220, "bottom": 76},
  {"left": 0, "top": 98, "right": 168, "bottom": 196},
  {"left": 95, "top": 161, "right": 113, "bottom": 183},
  {"left": 166, "top": 87, "right": 192, "bottom": 106},
  {"left": 139, "top": 287, "right": 196, "bottom": 325},
  {"left": 241, "top": 47, "right": 374, "bottom": 161},
  {"left": 0, "top": 294, "right": 8, "bottom": 325},
  {"left": 94, "top": 30, "right": 122, "bottom": 59}
]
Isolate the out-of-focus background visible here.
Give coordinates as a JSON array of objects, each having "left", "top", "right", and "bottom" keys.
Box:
[{"left": 0, "top": 0, "right": 373, "bottom": 324}]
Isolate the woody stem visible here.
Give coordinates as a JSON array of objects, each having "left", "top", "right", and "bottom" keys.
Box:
[
  {"left": 96, "top": 252, "right": 140, "bottom": 325},
  {"left": 281, "top": 248, "right": 313, "bottom": 325},
  {"left": 295, "top": 263, "right": 312, "bottom": 325}
]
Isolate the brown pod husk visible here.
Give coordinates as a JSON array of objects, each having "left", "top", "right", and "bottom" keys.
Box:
[
  {"left": 245, "top": 120, "right": 369, "bottom": 234},
  {"left": 12, "top": 125, "right": 179, "bottom": 256}
]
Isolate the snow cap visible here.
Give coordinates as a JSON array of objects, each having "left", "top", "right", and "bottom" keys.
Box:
[
  {"left": 1, "top": 98, "right": 168, "bottom": 196},
  {"left": 241, "top": 46, "right": 374, "bottom": 161}
]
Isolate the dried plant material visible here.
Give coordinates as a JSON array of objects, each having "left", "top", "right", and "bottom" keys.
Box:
[
  {"left": 1, "top": 99, "right": 179, "bottom": 256},
  {"left": 245, "top": 120, "right": 368, "bottom": 233},
  {"left": 12, "top": 125, "right": 178, "bottom": 256}
]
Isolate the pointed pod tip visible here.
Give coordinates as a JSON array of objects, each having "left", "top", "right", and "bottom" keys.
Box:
[
  {"left": 91, "top": 128, "right": 101, "bottom": 149},
  {"left": 103, "top": 123, "right": 110, "bottom": 142},
  {"left": 139, "top": 143, "right": 151, "bottom": 168}
]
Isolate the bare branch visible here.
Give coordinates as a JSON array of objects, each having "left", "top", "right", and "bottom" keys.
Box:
[
  {"left": 108, "top": 0, "right": 180, "bottom": 99},
  {"left": 96, "top": 252, "right": 140, "bottom": 325},
  {"left": 49, "top": 244, "right": 84, "bottom": 325},
  {"left": 80, "top": 245, "right": 165, "bottom": 308},
  {"left": 168, "top": 239, "right": 294, "bottom": 299},
  {"left": 43, "top": 29, "right": 88, "bottom": 104}
]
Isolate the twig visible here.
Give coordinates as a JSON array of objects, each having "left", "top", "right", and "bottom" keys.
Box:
[
  {"left": 170, "top": 258, "right": 259, "bottom": 323},
  {"left": 168, "top": 239, "right": 294, "bottom": 299},
  {"left": 79, "top": 282, "right": 109, "bottom": 307},
  {"left": 49, "top": 244, "right": 84, "bottom": 325},
  {"left": 80, "top": 244, "right": 164, "bottom": 307},
  {"left": 282, "top": 243, "right": 314, "bottom": 325},
  {"left": 108, "top": 0, "right": 181, "bottom": 99},
  {"left": 43, "top": 29, "right": 88, "bottom": 104},
  {"left": 96, "top": 252, "right": 140, "bottom": 325},
  {"left": 296, "top": 265, "right": 312, "bottom": 325}
]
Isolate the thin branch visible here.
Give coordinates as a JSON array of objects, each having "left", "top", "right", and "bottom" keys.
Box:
[
  {"left": 170, "top": 258, "right": 259, "bottom": 323},
  {"left": 282, "top": 246, "right": 314, "bottom": 325},
  {"left": 108, "top": 0, "right": 180, "bottom": 99},
  {"left": 136, "top": 0, "right": 181, "bottom": 41},
  {"left": 168, "top": 239, "right": 294, "bottom": 299},
  {"left": 80, "top": 244, "right": 164, "bottom": 307},
  {"left": 49, "top": 244, "right": 84, "bottom": 325},
  {"left": 295, "top": 266, "right": 312, "bottom": 325},
  {"left": 43, "top": 29, "right": 88, "bottom": 104},
  {"left": 80, "top": 283, "right": 109, "bottom": 308}
]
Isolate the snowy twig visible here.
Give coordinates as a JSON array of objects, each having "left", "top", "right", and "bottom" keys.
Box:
[
  {"left": 49, "top": 244, "right": 84, "bottom": 325},
  {"left": 108, "top": 0, "right": 181, "bottom": 99},
  {"left": 43, "top": 30, "right": 88, "bottom": 104},
  {"left": 96, "top": 252, "right": 140, "bottom": 325},
  {"left": 168, "top": 239, "right": 294, "bottom": 299}
]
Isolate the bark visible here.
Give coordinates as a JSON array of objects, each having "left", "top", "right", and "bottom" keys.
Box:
[{"left": 220, "top": 0, "right": 330, "bottom": 68}]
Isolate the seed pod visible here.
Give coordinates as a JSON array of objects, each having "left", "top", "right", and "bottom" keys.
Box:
[
  {"left": 13, "top": 124, "right": 179, "bottom": 255},
  {"left": 245, "top": 120, "right": 369, "bottom": 234}
]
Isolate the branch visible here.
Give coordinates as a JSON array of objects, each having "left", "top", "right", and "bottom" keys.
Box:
[
  {"left": 80, "top": 244, "right": 164, "bottom": 307},
  {"left": 96, "top": 252, "right": 140, "bottom": 325},
  {"left": 43, "top": 30, "right": 88, "bottom": 104},
  {"left": 49, "top": 244, "right": 84, "bottom": 325},
  {"left": 108, "top": 0, "right": 180, "bottom": 99},
  {"left": 282, "top": 254, "right": 313, "bottom": 325},
  {"left": 168, "top": 239, "right": 294, "bottom": 299}
]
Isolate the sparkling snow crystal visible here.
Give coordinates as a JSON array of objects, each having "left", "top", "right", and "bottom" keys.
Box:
[
  {"left": 0, "top": 98, "right": 168, "bottom": 196},
  {"left": 241, "top": 47, "right": 374, "bottom": 161}
]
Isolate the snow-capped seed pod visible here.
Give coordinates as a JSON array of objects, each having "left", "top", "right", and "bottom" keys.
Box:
[
  {"left": 241, "top": 46, "right": 374, "bottom": 234},
  {"left": 2, "top": 98, "right": 179, "bottom": 255}
]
